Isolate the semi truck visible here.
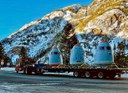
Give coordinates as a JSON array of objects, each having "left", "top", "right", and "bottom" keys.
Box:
[{"left": 15, "top": 38, "right": 128, "bottom": 79}]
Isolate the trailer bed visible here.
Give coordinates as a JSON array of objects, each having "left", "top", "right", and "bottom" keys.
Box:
[{"left": 41, "top": 66, "right": 128, "bottom": 79}]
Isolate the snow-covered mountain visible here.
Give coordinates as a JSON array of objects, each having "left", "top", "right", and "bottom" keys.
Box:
[
  {"left": 1, "top": 4, "right": 81, "bottom": 64},
  {"left": 1, "top": 0, "right": 128, "bottom": 66}
]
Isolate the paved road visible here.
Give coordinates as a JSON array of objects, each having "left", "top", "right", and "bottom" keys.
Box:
[{"left": 0, "top": 70, "right": 128, "bottom": 93}]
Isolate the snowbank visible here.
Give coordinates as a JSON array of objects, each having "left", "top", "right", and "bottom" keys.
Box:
[
  {"left": 1, "top": 67, "right": 15, "bottom": 71},
  {"left": 44, "top": 72, "right": 73, "bottom": 76},
  {"left": 121, "top": 74, "right": 128, "bottom": 78}
]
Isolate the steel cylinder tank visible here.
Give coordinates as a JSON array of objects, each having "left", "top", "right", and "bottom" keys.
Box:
[
  {"left": 94, "top": 38, "right": 114, "bottom": 66},
  {"left": 49, "top": 46, "right": 62, "bottom": 65},
  {"left": 70, "top": 43, "right": 84, "bottom": 65}
]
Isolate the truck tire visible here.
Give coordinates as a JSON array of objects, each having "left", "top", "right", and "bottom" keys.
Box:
[
  {"left": 85, "top": 71, "right": 91, "bottom": 78},
  {"left": 35, "top": 69, "right": 40, "bottom": 75},
  {"left": 35, "top": 69, "right": 42, "bottom": 75},
  {"left": 24, "top": 67, "right": 32, "bottom": 75},
  {"left": 73, "top": 72, "right": 79, "bottom": 77},
  {"left": 97, "top": 72, "right": 105, "bottom": 79}
]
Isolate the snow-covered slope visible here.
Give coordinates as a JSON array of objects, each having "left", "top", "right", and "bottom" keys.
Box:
[{"left": 1, "top": 4, "right": 81, "bottom": 64}]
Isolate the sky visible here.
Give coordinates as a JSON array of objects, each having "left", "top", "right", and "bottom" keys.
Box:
[{"left": 0, "top": 0, "right": 93, "bottom": 40}]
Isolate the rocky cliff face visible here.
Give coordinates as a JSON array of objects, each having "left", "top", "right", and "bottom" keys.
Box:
[
  {"left": 75, "top": 0, "right": 128, "bottom": 39},
  {"left": 1, "top": 0, "right": 128, "bottom": 66}
]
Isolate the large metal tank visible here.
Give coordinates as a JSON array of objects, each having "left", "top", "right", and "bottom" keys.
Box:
[
  {"left": 49, "top": 46, "right": 62, "bottom": 65},
  {"left": 70, "top": 43, "right": 84, "bottom": 65},
  {"left": 94, "top": 38, "right": 114, "bottom": 66}
]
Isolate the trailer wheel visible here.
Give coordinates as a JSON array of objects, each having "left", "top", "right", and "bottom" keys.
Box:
[
  {"left": 85, "top": 71, "right": 91, "bottom": 78},
  {"left": 35, "top": 69, "right": 42, "bottom": 75},
  {"left": 73, "top": 72, "right": 79, "bottom": 77},
  {"left": 98, "top": 72, "right": 104, "bottom": 79}
]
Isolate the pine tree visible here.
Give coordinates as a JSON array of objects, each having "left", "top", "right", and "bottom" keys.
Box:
[
  {"left": 19, "top": 46, "right": 27, "bottom": 58},
  {"left": 0, "top": 43, "right": 4, "bottom": 60},
  {"left": 0, "top": 42, "right": 11, "bottom": 66},
  {"left": 19, "top": 46, "right": 28, "bottom": 64},
  {"left": 114, "top": 40, "right": 128, "bottom": 68},
  {"left": 59, "top": 23, "right": 77, "bottom": 65}
]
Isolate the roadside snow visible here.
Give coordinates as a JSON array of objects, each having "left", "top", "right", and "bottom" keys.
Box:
[
  {"left": 1, "top": 67, "right": 15, "bottom": 71},
  {"left": 44, "top": 72, "right": 73, "bottom": 76},
  {"left": 121, "top": 74, "right": 128, "bottom": 78}
]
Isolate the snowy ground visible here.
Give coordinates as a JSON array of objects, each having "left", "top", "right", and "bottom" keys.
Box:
[
  {"left": 121, "top": 74, "right": 128, "bottom": 78},
  {"left": 1, "top": 83, "right": 127, "bottom": 93},
  {"left": 0, "top": 67, "right": 128, "bottom": 93},
  {"left": 1, "top": 67, "right": 15, "bottom": 71}
]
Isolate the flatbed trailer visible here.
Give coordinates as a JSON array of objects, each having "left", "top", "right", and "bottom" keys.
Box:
[
  {"left": 16, "top": 63, "right": 128, "bottom": 79},
  {"left": 41, "top": 66, "right": 126, "bottom": 79}
]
